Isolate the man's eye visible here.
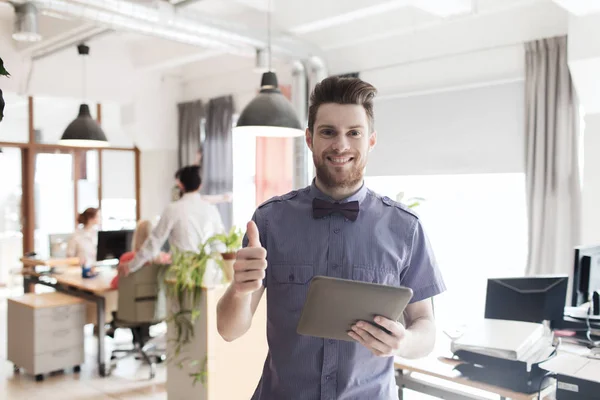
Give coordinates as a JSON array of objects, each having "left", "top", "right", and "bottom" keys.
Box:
[
  {"left": 321, "top": 130, "right": 334, "bottom": 136},
  {"left": 350, "top": 130, "right": 361, "bottom": 136}
]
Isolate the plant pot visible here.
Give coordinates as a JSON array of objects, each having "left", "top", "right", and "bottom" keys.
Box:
[
  {"left": 220, "top": 253, "right": 236, "bottom": 282},
  {"left": 221, "top": 252, "right": 236, "bottom": 260}
]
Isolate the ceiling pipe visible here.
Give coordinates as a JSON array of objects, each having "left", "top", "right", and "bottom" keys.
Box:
[
  {"left": 32, "top": 0, "right": 247, "bottom": 53},
  {"left": 32, "top": 0, "right": 322, "bottom": 61},
  {"left": 13, "top": 2, "right": 43, "bottom": 42}
]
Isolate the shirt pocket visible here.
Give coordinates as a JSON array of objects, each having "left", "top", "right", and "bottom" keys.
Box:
[
  {"left": 352, "top": 265, "right": 398, "bottom": 287},
  {"left": 270, "top": 264, "right": 314, "bottom": 312}
]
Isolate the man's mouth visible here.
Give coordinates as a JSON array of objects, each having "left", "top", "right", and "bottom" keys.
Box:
[{"left": 326, "top": 156, "right": 354, "bottom": 166}]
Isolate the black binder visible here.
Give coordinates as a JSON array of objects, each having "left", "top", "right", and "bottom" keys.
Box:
[{"left": 452, "top": 349, "right": 556, "bottom": 394}]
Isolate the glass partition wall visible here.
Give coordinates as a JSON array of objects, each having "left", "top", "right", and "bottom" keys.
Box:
[{"left": 0, "top": 95, "right": 141, "bottom": 274}]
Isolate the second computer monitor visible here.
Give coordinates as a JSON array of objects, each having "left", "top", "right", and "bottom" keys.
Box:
[
  {"left": 97, "top": 230, "right": 134, "bottom": 261},
  {"left": 572, "top": 245, "right": 600, "bottom": 307},
  {"left": 484, "top": 275, "right": 568, "bottom": 325}
]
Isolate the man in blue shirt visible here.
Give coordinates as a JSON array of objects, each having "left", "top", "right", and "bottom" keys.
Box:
[{"left": 217, "top": 76, "right": 446, "bottom": 399}]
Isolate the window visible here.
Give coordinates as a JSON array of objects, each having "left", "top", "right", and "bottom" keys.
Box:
[{"left": 365, "top": 173, "right": 528, "bottom": 329}]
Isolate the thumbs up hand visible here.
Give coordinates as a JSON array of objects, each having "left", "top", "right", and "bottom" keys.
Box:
[{"left": 232, "top": 221, "right": 267, "bottom": 296}]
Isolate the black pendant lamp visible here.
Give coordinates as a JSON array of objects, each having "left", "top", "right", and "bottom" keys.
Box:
[
  {"left": 232, "top": 0, "right": 303, "bottom": 137},
  {"left": 59, "top": 43, "right": 109, "bottom": 147}
]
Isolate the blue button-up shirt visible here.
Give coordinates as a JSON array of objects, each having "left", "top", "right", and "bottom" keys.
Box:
[{"left": 245, "top": 180, "right": 446, "bottom": 400}]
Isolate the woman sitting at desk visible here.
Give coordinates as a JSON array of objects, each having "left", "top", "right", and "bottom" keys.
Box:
[
  {"left": 67, "top": 207, "right": 100, "bottom": 266},
  {"left": 110, "top": 220, "right": 170, "bottom": 289}
]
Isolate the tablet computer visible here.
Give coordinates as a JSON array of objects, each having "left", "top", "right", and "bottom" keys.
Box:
[{"left": 296, "top": 275, "right": 413, "bottom": 342}]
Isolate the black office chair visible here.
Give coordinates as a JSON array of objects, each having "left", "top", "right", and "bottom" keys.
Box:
[{"left": 109, "top": 264, "right": 167, "bottom": 379}]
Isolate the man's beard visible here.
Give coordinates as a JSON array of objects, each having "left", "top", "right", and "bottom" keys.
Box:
[{"left": 313, "top": 151, "right": 366, "bottom": 190}]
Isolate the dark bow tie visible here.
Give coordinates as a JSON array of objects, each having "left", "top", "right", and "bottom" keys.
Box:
[{"left": 312, "top": 198, "right": 360, "bottom": 221}]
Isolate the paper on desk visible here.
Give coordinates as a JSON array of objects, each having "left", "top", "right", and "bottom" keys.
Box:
[{"left": 540, "top": 354, "right": 600, "bottom": 383}]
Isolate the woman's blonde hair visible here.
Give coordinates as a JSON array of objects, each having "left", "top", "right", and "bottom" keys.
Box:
[{"left": 131, "top": 220, "right": 152, "bottom": 252}]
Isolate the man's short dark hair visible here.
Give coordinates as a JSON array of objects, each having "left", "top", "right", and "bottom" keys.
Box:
[
  {"left": 178, "top": 165, "right": 202, "bottom": 193},
  {"left": 307, "top": 76, "right": 377, "bottom": 134}
]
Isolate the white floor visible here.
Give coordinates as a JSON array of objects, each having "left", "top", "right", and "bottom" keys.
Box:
[{"left": 0, "top": 279, "right": 167, "bottom": 400}]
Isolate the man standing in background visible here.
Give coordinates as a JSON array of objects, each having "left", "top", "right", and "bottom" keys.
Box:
[{"left": 119, "top": 165, "right": 224, "bottom": 277}]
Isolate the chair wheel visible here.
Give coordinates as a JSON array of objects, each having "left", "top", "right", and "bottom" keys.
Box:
[
  {"left": 35, "top": 374, "right": 44, "bottom": 382},
  {"left": 13, "top": 365, "right": 20, "bottom": 373},
  {"left": 73, "top": 365, "right": 81, "bottom": 373}
]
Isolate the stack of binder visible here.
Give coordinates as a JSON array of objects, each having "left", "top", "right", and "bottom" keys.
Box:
[{"left": 450, "top": 319, "right": 557, "bottom": 393}]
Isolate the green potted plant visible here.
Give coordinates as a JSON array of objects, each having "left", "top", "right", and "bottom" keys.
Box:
[
  {"left": 396, "top": 191, "right": 425, "bottom": 209},
  {"left": 163, "top": 231, "right": 238, "bottom": 388},
  {"left": 0, "top": 57, "right": 9, "bottom": 123},
  {"left": 163, "top": 237, "right": 228, "bottom": 387}
]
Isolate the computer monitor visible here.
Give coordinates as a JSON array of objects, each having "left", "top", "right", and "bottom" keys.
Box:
[
  {"left": 572, "top": 245, "right": 600, "bottom": 307},
  {"left": 97, "top": 230, "right": 134, "bottom": 261},
  {"left": 484, "top": 276, "right": 568, "bottom": 325}
]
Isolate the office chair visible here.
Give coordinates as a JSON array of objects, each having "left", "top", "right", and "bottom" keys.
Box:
[{"left": 109, "top": 263, "right": 168, "bottom": 379}]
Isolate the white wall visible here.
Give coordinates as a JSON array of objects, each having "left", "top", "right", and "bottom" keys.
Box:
[
  {"left": 582, "top": 113, "right": 600, "bottom": 245},
  {"left": 568, "top": 13, "right": 600, "bottom": 114},
  {"left": 140, "top": 149, "right": 178, "bottom": 222},
  {"left": 327, "top": 1, "right": 568, "bottom": 95},
  {"left": 366, "top": 81, "right": 525, "bottom": 177},
  {"left": 122, "top": 74, "right": 182, "bottom": 221}
]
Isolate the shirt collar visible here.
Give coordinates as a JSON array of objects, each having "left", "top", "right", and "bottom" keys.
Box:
[
  {"left": 181, "top": 191, "right": 200, "bottom": 200},
  {"left": 308, "top": 178, "right": 369, "bottom": 205}
]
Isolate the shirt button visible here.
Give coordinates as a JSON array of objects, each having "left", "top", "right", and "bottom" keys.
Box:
[
  {"left": 325, "top": 375, "right": 331, "bottom": 380},
  {"left": 333, "top": 228, "right": 340, "bottom": 234}
]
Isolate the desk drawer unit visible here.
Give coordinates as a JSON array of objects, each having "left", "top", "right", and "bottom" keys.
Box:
[{"left": 7, "top": 292, "right": 85, "bottom": 380}]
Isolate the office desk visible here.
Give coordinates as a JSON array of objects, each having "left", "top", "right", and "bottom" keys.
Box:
[
  {"left": 21, "top": 257, "right": 80, "bottom": 268},
  {"left": 394, "top": 355, "right": 555, "bottom": 400},
  {"left": 21, "top": 263, "right": 116, "bottom": 377}
]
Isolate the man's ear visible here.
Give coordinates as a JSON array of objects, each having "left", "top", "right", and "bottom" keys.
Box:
[
  {"left": 305, "top": 128, "right": 313, "bottom": 151},
  {"left": 369, "top": 130, "right": 377, "bottom": 152}
]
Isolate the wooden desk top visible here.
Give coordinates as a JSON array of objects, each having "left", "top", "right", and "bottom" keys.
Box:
[
  {"left": 25, "top": 267, "right": 116, "bottom": 295},
  {"left": 394, "top": 356, "right": 550, "bottom": 400},
  {"left": 21, "top": 257, "right": 80, "bottom": 267},
  {"left": 8, "top": 291, "right": 85, "bottom": 308}
]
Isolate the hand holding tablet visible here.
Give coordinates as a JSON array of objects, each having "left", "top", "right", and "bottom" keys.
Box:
[
  {"left": 348, "top": 315, "right": 408, "bottom": 357},
  {"left": 296, "top": 276, "right": 413, "bottom": 356}
]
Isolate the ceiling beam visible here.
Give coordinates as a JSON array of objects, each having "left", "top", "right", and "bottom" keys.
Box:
[
  {"left": 132, "top": 44, "right": 224, "bottom": 72},
  {"left": 288, "top": 0, "right": 473, "bottom": 36},
  {"left": 410, "top": 0, "right": 473, "bottom": 17},
  {"left": 172, "top": 0, "right": 206, "bottom": 7},
  {"left": 288, "top": 0, "right": 410, "bottom": 35},
  {"left": 552, "top": 0, "right": 600, "bottom": 16}
]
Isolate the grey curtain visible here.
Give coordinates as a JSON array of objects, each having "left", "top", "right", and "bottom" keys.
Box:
[
  {"left": 177, "top": 100, "right": 204, "bottom": 168},
  {"left": 202, "top": 95, "right": 234, "bottom": 230},
  {"left": 524, "top": 35, "right": 582, "bottom": 278}
]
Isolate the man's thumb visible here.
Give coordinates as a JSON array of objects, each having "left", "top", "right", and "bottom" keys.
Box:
[{"left": 246, "top": 220, "right": 261, "bottom": 247}]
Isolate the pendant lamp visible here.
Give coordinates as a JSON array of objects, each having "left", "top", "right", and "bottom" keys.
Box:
[
  {"left": 232, "top": 0, "right": 303, "bottom": 137},
  {"left": 58, "top": 44, "right": 109, "bottom": 147}
]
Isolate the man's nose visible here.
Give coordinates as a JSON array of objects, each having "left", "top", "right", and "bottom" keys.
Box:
[{"left": 331, "top": 135, "right": 350, "bottom": 152}]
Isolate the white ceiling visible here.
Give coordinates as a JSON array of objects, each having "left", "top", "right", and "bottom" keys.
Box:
[{"left": 0, "top": 0, "right": 598, "bottom": 88}]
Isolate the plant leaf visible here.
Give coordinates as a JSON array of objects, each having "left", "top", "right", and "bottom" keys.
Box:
[{"left": 0, "top": 58, "right": 10, "bottom": 77}]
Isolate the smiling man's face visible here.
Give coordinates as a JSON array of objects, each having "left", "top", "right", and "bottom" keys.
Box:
[{"left": 306, "top": 103, "right": 377, "bottom": 192}]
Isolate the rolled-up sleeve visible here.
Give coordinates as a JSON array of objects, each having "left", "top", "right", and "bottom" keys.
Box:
[
  {"left": 401, "top": 219, "right": 446, "bottom": 303},
  {"left": 129, "top": 208, "right": 175, "bottom": 273}
]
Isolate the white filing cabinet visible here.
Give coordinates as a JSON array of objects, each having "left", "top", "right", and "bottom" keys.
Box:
[{"left": 7, "top": 292, "right": 85, "bottom": 381}]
